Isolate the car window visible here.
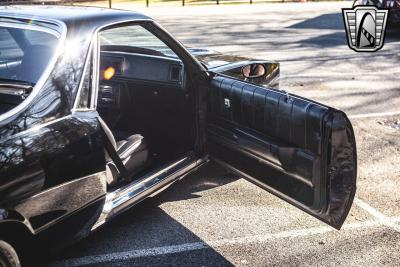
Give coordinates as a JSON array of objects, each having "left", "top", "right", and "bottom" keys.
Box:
[
  {"left": 0, "top": 26, "right": 59, "bottom": 84},
  {"left": 0, "top": 24, "right": 60, "bottom": 116},
  {"left": 24, "top": 29, "right": 59, "bottom": 47},
  {"left": 100, "top": 25, "right": 177, "bottom": 58},
  {"left": 0, "top": 28, "right": 23, "bottom": 61}
]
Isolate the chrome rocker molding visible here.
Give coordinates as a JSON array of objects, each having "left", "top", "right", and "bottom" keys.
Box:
[{"left": 92, "top": 154, "right": 206, "bottom": 230}]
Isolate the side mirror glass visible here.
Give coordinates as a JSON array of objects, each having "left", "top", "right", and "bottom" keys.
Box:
[{"left": 241, "top": 63, "right": 266, "bottom": 79}]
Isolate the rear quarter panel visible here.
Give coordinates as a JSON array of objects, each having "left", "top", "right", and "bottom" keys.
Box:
[{"left": 0, "top": 113, "right": 107, "bottom": 235}]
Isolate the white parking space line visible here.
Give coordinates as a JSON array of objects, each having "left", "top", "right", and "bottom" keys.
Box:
[
  {"left": 354, "top": 198, "right": 400, "bottom": 233},
  {"left": 349, "top": 111, "right": 400, "bottom": 119},
  {"left": 48, "top": 217, "right": 400, "bottom": 267},
  {"left": 281, "top": 72, "right": 400, "bottom": 78}
]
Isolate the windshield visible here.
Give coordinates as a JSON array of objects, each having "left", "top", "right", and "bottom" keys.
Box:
[
  {"left": 100, "top": 25, "right": 177, "bottom": 58},
  {"left": 0, "top": 24, "right": 59, "bottom": 116}
]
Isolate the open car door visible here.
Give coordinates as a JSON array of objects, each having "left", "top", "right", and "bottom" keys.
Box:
[{"left": 207, "top": 74, "right": 357, "bottom": 229}]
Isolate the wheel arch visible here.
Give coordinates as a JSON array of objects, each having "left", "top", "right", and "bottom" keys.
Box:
[{"left": 0, "top": 210, "right": 35, "bottom": 257}]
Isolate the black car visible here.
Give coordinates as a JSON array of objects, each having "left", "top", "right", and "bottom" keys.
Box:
[
  {"left": 354, "top": 0, "right": 400, "bottom": 26},
  {"left": 0, "top": 6, "right": 357, "bottom": 266}
]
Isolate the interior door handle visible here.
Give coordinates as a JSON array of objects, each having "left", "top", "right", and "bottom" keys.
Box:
[{"left": 224, "top": 98, "right": 231, "bottom": 108}]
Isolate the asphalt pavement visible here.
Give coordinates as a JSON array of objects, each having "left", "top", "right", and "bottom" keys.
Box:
[{"left": 45, "top": 2, "right": 400, "bottom": 266}]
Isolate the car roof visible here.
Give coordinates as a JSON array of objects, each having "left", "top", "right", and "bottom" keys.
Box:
[{"left": 0, "top": 5, "right": 151, "bottom": 30}]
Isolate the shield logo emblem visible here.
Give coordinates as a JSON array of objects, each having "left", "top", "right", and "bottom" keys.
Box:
[{"left": 342, "top": 6, "right": 389, "bottom": 52}]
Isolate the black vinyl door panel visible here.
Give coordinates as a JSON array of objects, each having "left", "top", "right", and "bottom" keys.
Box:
[{"left": 207, "top": 75, "right": 357, "bottom": 229}]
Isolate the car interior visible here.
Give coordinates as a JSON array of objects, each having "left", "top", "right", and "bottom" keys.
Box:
[{"left": 96, "top": 26, "right": 195, "bottom": 186}]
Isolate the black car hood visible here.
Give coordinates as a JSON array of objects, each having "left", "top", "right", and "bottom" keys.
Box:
[{"left": 187, "top": 48, "right": 260, "bottom": 69}]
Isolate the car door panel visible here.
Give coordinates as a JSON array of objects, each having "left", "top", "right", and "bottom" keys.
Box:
[{"left": 208, "top": 75, "right": 357, "bottom": 229}]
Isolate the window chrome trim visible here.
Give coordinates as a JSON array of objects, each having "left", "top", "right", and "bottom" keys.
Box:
[
  {"left": 72, "top": 19, "right": 156, "bottom": 113},
  {"left": 0, "top": 15, "right": 67, "bottom": 123},
  {"left": 92, "top": 30, "right": 100, "bottom": 111},
  {"left": 71, "top": 36, "right": 96, "bottom": 112},
  {"left": 0, "top": 22, "right": 61, "bottom": 38},
  {"left": 90, "top": 19, "right": 154, "bottom": 112}
]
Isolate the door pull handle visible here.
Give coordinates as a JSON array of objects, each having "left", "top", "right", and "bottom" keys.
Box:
[{"left": 224, "top": 98, "right": 231, "bottom": 108}]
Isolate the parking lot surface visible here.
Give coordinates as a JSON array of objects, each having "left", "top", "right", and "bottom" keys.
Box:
[{"left": 46, "top": 2, "right": 400, "bottom": 266}]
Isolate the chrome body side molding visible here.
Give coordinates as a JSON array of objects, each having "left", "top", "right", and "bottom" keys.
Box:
[{"left": 92, "top": 154, "right": 206, "bottom": 230}]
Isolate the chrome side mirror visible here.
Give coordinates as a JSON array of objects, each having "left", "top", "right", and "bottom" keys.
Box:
[{"left": 241, "top": 63, "right": 266, "bottom": 78}]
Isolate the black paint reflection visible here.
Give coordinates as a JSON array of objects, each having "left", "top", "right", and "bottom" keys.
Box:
[
  {"left": 0, "top": 112, "right": 106, "bottom": 232},
  {"left": 0, "top": 32, "right": 91, "bottom": 137}
]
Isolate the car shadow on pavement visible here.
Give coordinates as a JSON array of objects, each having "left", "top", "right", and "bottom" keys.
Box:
[
  {"left": 45, "top": 162, "right": 237, "bottom": 266},
  {"left": 288, "top": 13, "right": 344, "bottom": 30},
  {"left": 299, "top": 32, "right": 346, "bottom": 48},
  {"left": 387, "top": 29, "right": 400, "bottom": 39},
  {"left": 288, "top": 12, "right": 400, "bottom": 44},
  {"left": 152, "top": 161, "right": 238, "bottom": 203}
]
